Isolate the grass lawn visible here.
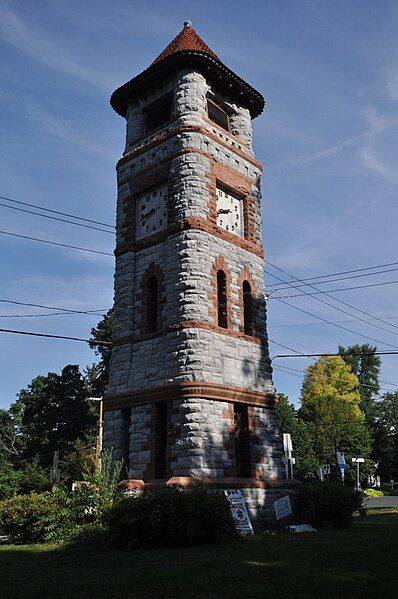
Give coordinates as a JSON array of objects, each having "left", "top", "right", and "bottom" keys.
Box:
[{"left": 0, "top": 509, "right": 397, "bottom": 599}]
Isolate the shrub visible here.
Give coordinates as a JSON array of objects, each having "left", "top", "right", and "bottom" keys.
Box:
[
  {"left": 364, "top": 488, "right": 385, "bottom": 497},
  {"left": 103, "top": 485, "right": 237, "bottom": 550},
  {"left": 296, "top": 481, "right": 364, "bottom": 529},
  {"left": 0, "top": 491, "right": 60, "bottom": 544}
]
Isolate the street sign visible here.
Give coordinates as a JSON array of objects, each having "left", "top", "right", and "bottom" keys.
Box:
[
  {"left": 283, "top": 433, "right": 293, "bottom": 454},
  {"left": 274, "top": 495, "right": 292, "bottom": 521},
  {"left": 323, "top": 464, "right": 331, "bottom": 475},
  {"left": 336, "top": 451, "right": 346, "bottom": 468},
  {"left": 352, "top": 457, "right": 365, "bottom": 463},
  {"left": 223, "top": 489, "right": 254, "bottom": 535}
]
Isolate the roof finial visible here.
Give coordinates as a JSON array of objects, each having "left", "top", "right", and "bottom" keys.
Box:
[{"left": 184, "top": 20, "right": 192, "bottom": 28}]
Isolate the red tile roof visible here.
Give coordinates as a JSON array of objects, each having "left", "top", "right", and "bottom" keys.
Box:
[{"left": 152, "top": 21, "right": 218, "bottom": 65}]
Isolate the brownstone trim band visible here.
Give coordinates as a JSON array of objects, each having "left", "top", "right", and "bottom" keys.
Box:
[
  {"left": 118, "top": 123, "right": 262, "bottom": 171},
  {"left": 115, "top": 217, "right": 264, "bottom": 258},
  {"left": 104, "top": 381, "right": 277, "bottom": 411},
  {"left": 118, "top": 477, "right": 300, "bottom": 490},
  {"left": 112, "top": 319, "right": 266, "bottom": 346}
]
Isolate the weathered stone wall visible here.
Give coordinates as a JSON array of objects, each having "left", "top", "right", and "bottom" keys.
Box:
[{"left": 105, "top": 63, "right": 284, "bottom": 499}]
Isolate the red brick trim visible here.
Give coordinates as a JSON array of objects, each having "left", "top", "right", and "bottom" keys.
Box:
[
  {"left": 209, "top": 256, "right": 233, "bottom": 329},
  {"left": 104, "top": 381, "right": 277, "bottom": 410},
  {"left": 138, "top": 263, "right": 165, "bottom": 334},
  {"left": 118, "top": 477, "right": 301, "bottom": 489},
  {"left": 115, "top": 217, "right": 264, "bottom": 258},
  {"left": 117, "top": 124, "right": 262, "bottom": 171},
  {"left": 113, "top": 319, "right": 266, "bottom": 346}
]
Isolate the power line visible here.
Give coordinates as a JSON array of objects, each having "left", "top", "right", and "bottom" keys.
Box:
[
  {"left": 0, "top": 229, "right": 114, "bottom": 256},
  {"left": 274, "top": 297, "right": 398, "bottom": 349},
  {"left": 0, "top": 299, "right": 107, "bottom": 316},
  {"left": 272, "top": 362, "right": 396, "bottom": 392},
  {"left": 273, "top": 350, "right": 398, "bottom": 359},
  {"left": 268, "top": 267, "right": 398, "bottom": 291},
  {"left": 0, "top": 194, "right": 114, "bottom": 229},
  {"left": 272, "top": 279, "right": 398, "bottom": 299},
  {"left": 267, "top": 261, "right": 398, "bottom": 288},
  {"left": 266, "top": 261, "right": 398, "bottom": 338},
  {"left": 0, "top": 328, "right": 112, "bottom": 345},
  {"left": 0, "top": 202, "right": 114, "bottom": 234},
  {"left": 269, "top": 314, "right": 398, "bottom": 328},
  {"left": 0, "top": 311, "right": 106, "bottom": 318}
]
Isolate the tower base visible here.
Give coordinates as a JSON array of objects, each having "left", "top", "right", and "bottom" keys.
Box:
[{"left": 118, "top": 476, "right": 300, "bottom": 524}]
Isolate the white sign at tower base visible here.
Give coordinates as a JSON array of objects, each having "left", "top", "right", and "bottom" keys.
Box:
[{"left": 223, "top": 489, "right": 254, "bottom": 535}]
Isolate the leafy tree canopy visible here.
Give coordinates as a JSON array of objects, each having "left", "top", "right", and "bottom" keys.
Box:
[
  {"left": 374, "top": 391, "right": 398, "bottom": 481},
  {"left": 300, "top": 356, "right": 372, "bottom": 479},
  {"left": 277, "top": 394, "right": 317, "bottom": 480},
  {"left": 10, "top": 365, "right": 97, "bottom": 468},
  {"left": 338, "top": 344, "right": 380, "bottom": 427}
]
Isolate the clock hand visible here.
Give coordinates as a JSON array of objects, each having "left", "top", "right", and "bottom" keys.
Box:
[
  {"left": 217, "top": 208, "right": 231, "bottom": 215},
  {"left": 140, "top": 204, "right": 160, "bottom": 221}
]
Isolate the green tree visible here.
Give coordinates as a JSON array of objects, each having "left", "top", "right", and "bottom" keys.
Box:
[
  {"left": 11, "top": 365, "right": 97, "bottom": 468},
  {"left": 300, "top": 356, "right": 372, "bottom": 481},
  {"left": 88, "top": 308, "right": 113, "bottom": 396},
  {"left": 374, "top": 392, "right": 398, "bottom": 482},
  {"left": 277, "top": 394, "right": 317, "bottom": 480},
  {"left": 338, "top": 344, "right": 380, "bottom": 428}
]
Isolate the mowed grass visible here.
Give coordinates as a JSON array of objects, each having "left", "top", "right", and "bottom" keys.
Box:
[{"left": 0, "top": 509, "right": 397, "bottom": 599}]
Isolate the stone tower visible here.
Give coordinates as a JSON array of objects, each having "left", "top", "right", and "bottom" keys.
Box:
[{"left": 104, "top": 22, "right": 291, "bottom": 519}]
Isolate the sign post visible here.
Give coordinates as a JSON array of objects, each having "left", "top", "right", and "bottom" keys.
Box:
[
  {"left": 352, "top": 456, "right": 365, "bottom": 490},
  {"left": 336, "top": 451, "right": 346, "bottom": 484},
  {"left": 283, "top": 433, "right": 295, "bottom": 479}
]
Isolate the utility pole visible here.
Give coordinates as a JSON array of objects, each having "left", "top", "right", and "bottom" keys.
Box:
[
  {"left": 50, "top": 451, "right": 60, "bottom": 485},
  {"left": 88, "top": 397, "right": 103, "bottom": 472}
]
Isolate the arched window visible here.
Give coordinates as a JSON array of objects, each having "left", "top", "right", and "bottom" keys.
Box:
[
  {"left": 147, "top": 276, "right": 158, "bottom": 333},
  {"left": 233, "top": 403, "right": 251, "bottom": 478},
  {"left": 243, "top": 280, "right": 253, "bottom": 335},
  {"left": 217, "top": 270, "right": 228, "bottom": 328},
  {"left": 154, "top": 402, "right": 168, "bottom": 479}
]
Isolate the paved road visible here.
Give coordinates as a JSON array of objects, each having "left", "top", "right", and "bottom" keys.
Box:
[{"left": 365, "top": 496, "right": 398, "bottom": 508}]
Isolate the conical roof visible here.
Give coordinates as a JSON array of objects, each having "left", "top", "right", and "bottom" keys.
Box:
[
  {"left": 152, "top": 21, "right": 218, "bottom": 65},
  {"left": 110, "top": 22, "right": 264, "bottom": 118}
]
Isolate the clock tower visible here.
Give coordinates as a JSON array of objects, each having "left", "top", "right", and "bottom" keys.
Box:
[{"left": 104, "top": 22, "right": 293, "bottom": 520}]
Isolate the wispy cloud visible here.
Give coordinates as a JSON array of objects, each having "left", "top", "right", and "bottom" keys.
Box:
[
  {"left": 27, "top": 105, "right": 115, "bottom": 162},
  {"left": 0, "top": 4, "right": 114, "bottom": 89}
]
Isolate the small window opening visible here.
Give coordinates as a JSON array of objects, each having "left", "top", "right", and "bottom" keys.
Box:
[
  {"left": 217, "top": 270, "right": 228, "bottom": 328},
  {"left": 147, "top": 276, "right": 158, "bottom": 333},
  {"left": 144, "top": 95, "right": 173, "bottom": 134},
  {"left": 233, "top": 403, "right": 251, "bottom": 478},
  {"left": 154, "top": 402, "right": 168, "bottom": 479},
  {"left": 243, "top": 281, "right": 253, "bottom": 335},
  {"left": 207, "top": 98, "right": 230, "bottom": 131}
]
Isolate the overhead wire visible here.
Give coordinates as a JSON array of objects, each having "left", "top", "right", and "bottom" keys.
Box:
[
  {"left": 0, "top": 194, "right": 114, "bottom": 229},
  {"left": 266, "top": 261, "right": 398, "bottom": 288},
  {"left": 272, "top": 279, "right": 398, "bottom": 298},
  {"left": 0, "top": 327, "right": 112, "bottom": 345},
  {"left": 0, "top": 202, "right": 114, "bottom": 234},
  {"left": 0, "top": 299, "right": 108, "bottom": 316},
  {"left": 0, "top": 229, "right": 114, "bottom": 256},
  {"left": 265, "top": 261, "right": 398, "bottom": 340}
]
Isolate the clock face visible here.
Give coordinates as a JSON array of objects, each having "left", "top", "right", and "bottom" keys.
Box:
[
  {"left": 216, "top": 187, "right": 244, "bottom": 237},
  {"left": 136, "top": 185, "right": 168, "bottom": 239}
]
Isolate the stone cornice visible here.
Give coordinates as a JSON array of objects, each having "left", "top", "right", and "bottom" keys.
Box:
[
  {"left": 104, "top": 381, "right": 277, "bottom": 410},
  {"left": 114, "top": 216, "right": 264, "bottom": 258},
  {"left": 112, "top": 319, "right": 268, "bottom": 346},
  {"left": 117, "top": 123, "right": 263, "bottom": 171}
]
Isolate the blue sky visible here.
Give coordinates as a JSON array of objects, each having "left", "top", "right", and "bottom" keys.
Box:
[{"left": 1, "top": 0, "right": 398, "bottom": 409}]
